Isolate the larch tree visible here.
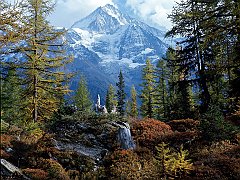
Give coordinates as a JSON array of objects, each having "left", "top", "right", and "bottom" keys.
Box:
[
  {"left": 140, "top": 59, "right": 156, "bottom": 118},
  {"left": 116, "top": 70, "right": 126, "bottom": 116},
  {"left": 166, "top": 0, "right": 211, "bottom": 113},
  {"left": 0, "top": 0, "right": 27, "bottom": 119},
  {"left": 167, "top": 0, "right": 240, "bottom": 114},
  {"left": 105, "top": 84, "right": 117, "bottom": 113},
  {"left": 74, "top": 75, "right": 92, "bottom": 112},
  {"left": 130, "top": 85, "right": 138, "bottom": 118},
  {"left": 19, "top": 0, "right": 72, "bottom": 123}
]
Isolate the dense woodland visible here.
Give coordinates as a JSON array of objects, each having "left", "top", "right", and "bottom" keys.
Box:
[{"left": 0, "top": 0, "right": 240, "bottom": 179}]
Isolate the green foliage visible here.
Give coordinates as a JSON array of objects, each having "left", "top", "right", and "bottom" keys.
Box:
[
  {"left": 140, "top": 59, "right": 156, "bottom": 118},
  {"left": 17, "top": 0, "right": 72, "bottom": 123},
  {"left": 128, "top": 85, "right": 138, "bottom": 118},
  {"left": 0, "top": 0, "right": 25, "bottom": 50},
  {"left": 200, "top": 104, "right": 239, "bottom": 141},
  {"left": 0, "top": 119, "right": 10, "bottom": 134},
  {"left": 116, "top": 70, "right": 126, "bottom": 116},
  {"left": 155, "top": 143, "right": 193, "bottom": 179},
  {"left": 106, "top": 149, "right": 159, "bottom": 179},
  {"left": 155, "top": 59, "right": 169, "bottom": 120},
  {"left": 166, "top": 0, "right": 240, "bottom": 114},
  {"left": 74, "top": 75, "right": 92, "bottom": 112},
  {"left": 105, "top": 84, "right": 117, "bottom": 113},
  {"left": 1, "top": 65, "right": 22, "bottom": 124}
]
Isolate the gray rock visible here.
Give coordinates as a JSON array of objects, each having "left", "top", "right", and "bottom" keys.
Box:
[{"left": 0, "top": 159, "right": 30, "bottom": 179}]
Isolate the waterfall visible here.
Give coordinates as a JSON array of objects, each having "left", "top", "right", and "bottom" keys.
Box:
[{"left": 114, "top": 122, "right": 136, "bottom": 150}]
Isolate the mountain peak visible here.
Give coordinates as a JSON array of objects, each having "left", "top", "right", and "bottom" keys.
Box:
[
  {"left": 71, "top": 3, "right": 130, "bottom": 33},
  {"left": 101, "top": 3, "right": 118, "bottom": 10}
]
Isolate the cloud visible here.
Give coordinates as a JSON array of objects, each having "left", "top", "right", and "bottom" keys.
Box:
[
  {"left": 49, "top": 0, "right": 113, "bottom": 28},
  {"left": 126, "top": 0, "right": 181, "bottom": 29}
]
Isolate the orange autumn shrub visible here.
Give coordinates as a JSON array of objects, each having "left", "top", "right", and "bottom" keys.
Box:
[
  {"left": 168, "top": 119, "right": 200, "bottom": 132},
  {"left": 163, "top": 131, "right": 200, "bottom": 147},
  {"left": 23, "top": 168, "right": 48, "bottom": 180},
  {"left": 131, "top": 118, "right": 173, "bottom": 148},
  {"left": 39, "top": 158, "right": 70, "bottom": 180},
  {"left": 190, "top": 140, "right": 240, "bottom": 179},
  {"left": 0, "top": 149, "right": 10, "bottom": 159},
  {"left": 0, "top": 134, "right": 13, "bottom": 148}
]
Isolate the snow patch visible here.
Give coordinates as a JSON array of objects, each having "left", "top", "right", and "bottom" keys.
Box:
[{"left": 141, "top": 48, "right": 153, "bottom": 54}]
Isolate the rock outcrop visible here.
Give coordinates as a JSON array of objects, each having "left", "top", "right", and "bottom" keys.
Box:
[{"left": 0, "top": 159, "right": 29, "bottom": 179}]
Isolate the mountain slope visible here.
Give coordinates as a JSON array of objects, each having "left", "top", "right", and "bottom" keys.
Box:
[{"left": 65, "top": 4, "right": 170, "bottom": 102}]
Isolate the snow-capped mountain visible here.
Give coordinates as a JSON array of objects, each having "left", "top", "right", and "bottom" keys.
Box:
[
  {"left": 71, "top": 4, "right": 130, "bottom": 33},
  {"left": 65, "top": 4, "right": 170, "bottom": 102}
]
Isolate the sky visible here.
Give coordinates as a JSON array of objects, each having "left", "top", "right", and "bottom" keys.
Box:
[
  {"left": 49, "top": 0, "right": 181, "bottom": 30},
  {"left": 5, "top": 0, "right": 180, "bottom": 30}
]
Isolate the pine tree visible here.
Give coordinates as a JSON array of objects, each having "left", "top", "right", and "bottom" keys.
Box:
[
  {"left": 74, "top": 75, "right": 92, "bottom": 112},
  {"left": 116, "top": 70, "right": 126, "bottom": 116},
  {"left": 105, "top": 84, "right": 117, "bottom": 113},
  {"left": 130, "top": 85, "right": 138, "bottom": 118},
  {"left": 18, "top": 0, "right": 72, "bottom": 123},
  {"left": 140, "top": 59, "right": 156, "bottom": 118}
]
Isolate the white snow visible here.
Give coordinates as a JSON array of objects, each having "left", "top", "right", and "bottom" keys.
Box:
[
  {"left": 101, "top": 5, "right": 128, "bottom": 25},
  {"left": 141, "top": 48, "right": 153, "bottom": 54}
]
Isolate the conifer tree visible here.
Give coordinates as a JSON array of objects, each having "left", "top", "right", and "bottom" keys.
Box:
[
  {"left": 74, "top": 75, "right": 92, "bottom": 112},
  {"left": 166, "top": 0, "right": 211, "bottom": 113},
  {"left": 18, "top": 0, "right": 72, "bottom": 123},
  {"left": 155, "top": 59, "right": 168, "bottom": 120},
  {"left": 1, "top": 64, "right": 22, "bottom": 123},
  {"left": 140, "top": 59, "right": 156, "bottom": 118},
  {"left": 167, "top": 0, "right": 240, "bottom": 114},
  {"left": 0, "top": 0, "right": 26, "bottom": 51},
  {"left": 116, "top": 70, "right": 126, "bottom": 116},
  {"left": 125, "top": 99, "right": 131, "bottom": 117},
  {"left": 105, "top": 84, "right": 117, "bottom": 113},
  {"left": 130, "top": 85, "right": 138, "bottom": 118},
  {"left": 0, "top": 1, "right": 27, "bottom": 118}
]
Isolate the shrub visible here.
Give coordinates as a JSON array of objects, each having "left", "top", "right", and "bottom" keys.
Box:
[
  {"left": 190, "top": 140, "right": 240, "bottom": 179},
  {"left": 0, "top": 149, "right": 10, "bottom": 159},
  {"left": 131, "top": 118, "right": 173, "bottom": 148},
  {"left": 0, "top": 134, "right": 13, "bottom": 148},
  {"left": 168, "top": 119, "right": 200, "bottom": 132},
  {"left": 0, "top": 120, "right": 9, "bottom": 133},
  {"left": 23, "top": 168, "right": 48, "bottom": 180},
  {"left": 155, "top": 143, "right": 193, "bottom": 179},
  {"left": 105, "top": 149, "right": 159, "bottom": 179},
  {"left": 163, "top": 131, "right": 200, "bottom": 148},
  {"left": 39, "top": 158, "right": 70, "bottom": 180}
]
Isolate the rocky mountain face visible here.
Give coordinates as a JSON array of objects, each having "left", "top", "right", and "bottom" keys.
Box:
[{"left": 64, "top": 4, "right": 169, "bottom": 101}]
